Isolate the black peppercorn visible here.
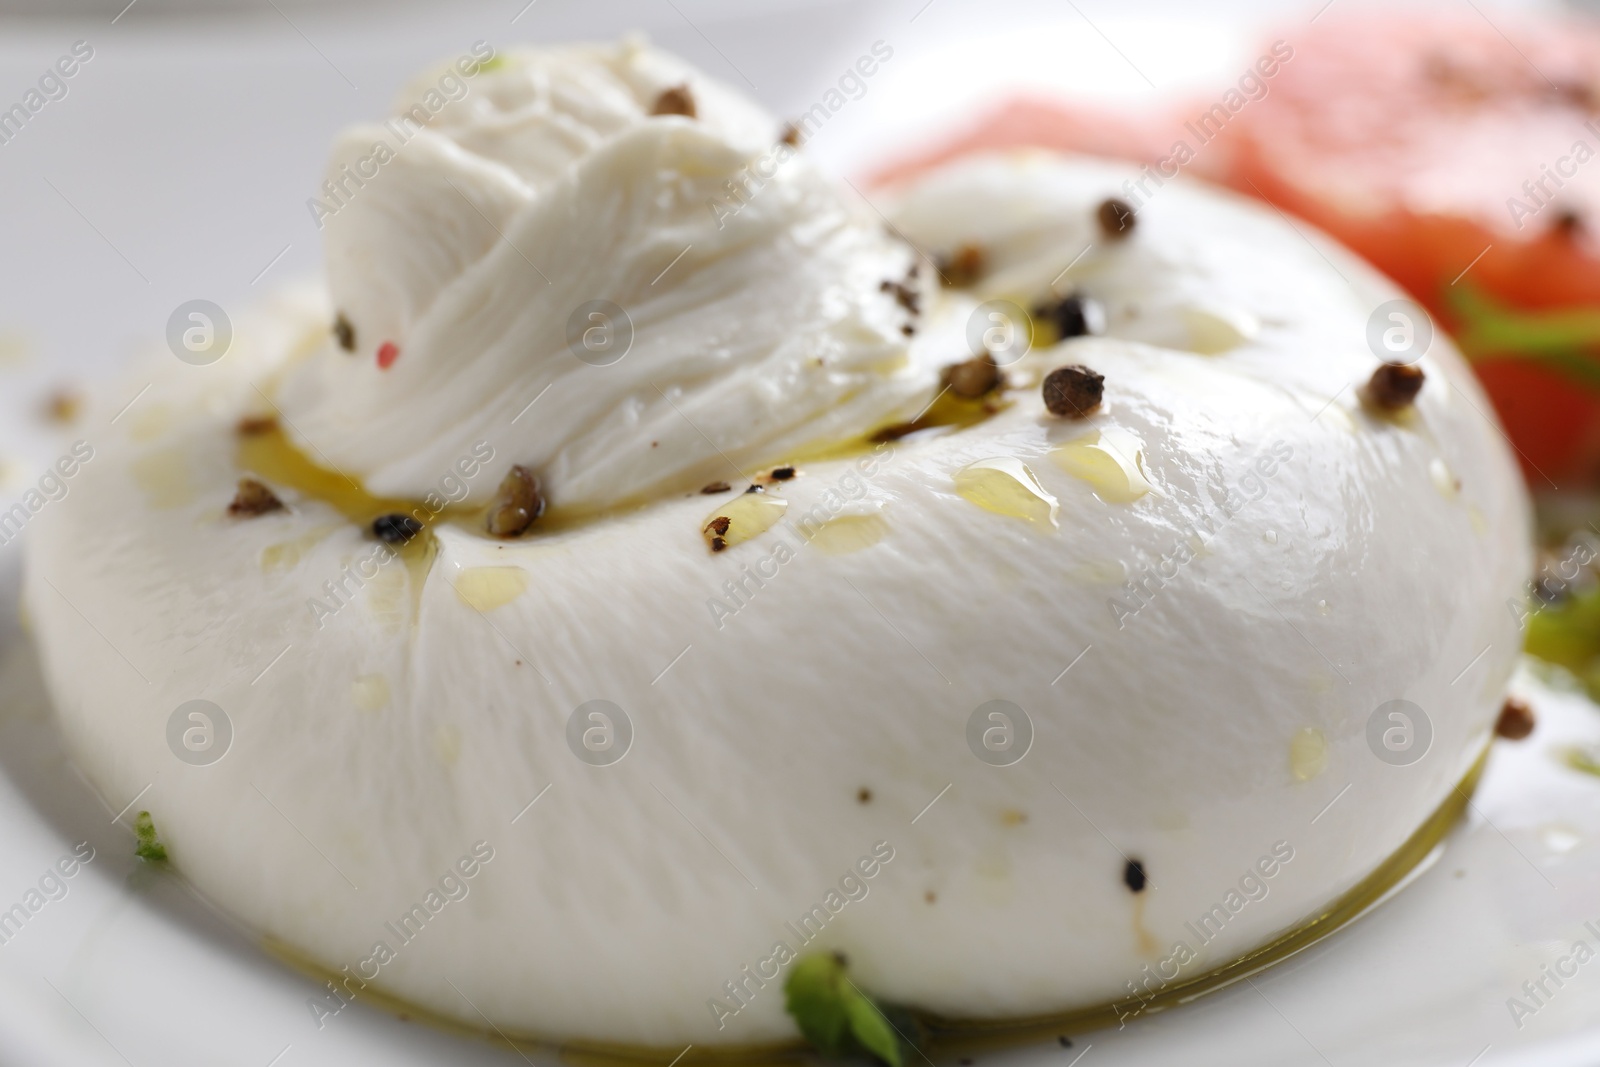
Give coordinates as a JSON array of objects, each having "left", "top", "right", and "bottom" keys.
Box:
[{"left": 372, "top": 513, "right": 424, "bottom": 544}]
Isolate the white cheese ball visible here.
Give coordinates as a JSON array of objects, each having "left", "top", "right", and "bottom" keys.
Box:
[{"left": 25, "top": 47, "right": 1528, "bottom": 1053}]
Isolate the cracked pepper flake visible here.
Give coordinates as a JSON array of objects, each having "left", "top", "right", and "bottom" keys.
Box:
[
  {"left": 937, "top": 243, "right": 986, "bottom": 287},
  {"left": 228, "top": 477, "right": 284, "bottom": 517},
  {"left": 705, "top": 515, "right": 731, "bottom": 553},
  {"left": 651, "top": 84, "right": 696, "bottom": 117},
  {"left": 334, "top": 313, "right": 355, "bottom": 352}
]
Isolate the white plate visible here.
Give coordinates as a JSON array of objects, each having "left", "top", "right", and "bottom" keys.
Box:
[{"left": 1, "top": 1, "right": 1595, "bottom": 1064}]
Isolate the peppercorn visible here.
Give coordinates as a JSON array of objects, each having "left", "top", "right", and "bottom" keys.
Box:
[
  {"left": 937, "top": 243, "right": 986, "bottom": 287},
  {"left": 485, "top": 465, "right": 544, "bottom": 539},
  {"left": 650, "top": 84, "right": 696, "bottom": 118},
  {"left": 1031, "top": 292, "right": 1104, "bottom": 341},
  {"left": 372, "top": 513, "right": 423, "bottom": 544},
  {"left": 942, "top": 354, "right": 1003, "bottom": 399},
  {"left": 1042, "top": 364, "right": 1105, "bottom": 418},
  {"left": 1360, "top": 362, "right": 1426, "bottom": 411},
  {"left": 1494, "top": 697, "right": 1535, "bottom": 741},
  {"left": 1097, "top": 197, "right": 1136, "bottom": 239},
  {"left": 1123, "top": 858, "right": 1148, "bottom": 893}
]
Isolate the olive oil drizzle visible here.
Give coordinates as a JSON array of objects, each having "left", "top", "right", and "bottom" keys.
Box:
[
  {"left": 258, "top": 745, "right": 1488, "bottom": 1065},
  {"left": 236, "top": 391, "right": 1012, "bottom": 544}
]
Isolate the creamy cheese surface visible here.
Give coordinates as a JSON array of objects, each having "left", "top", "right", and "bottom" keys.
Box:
[
  {"left": 25, "top": 42, "right": 1530, "bottom": 1053},
  {"left": 279, "top": 39, "right": 931, "bottom": 512}
]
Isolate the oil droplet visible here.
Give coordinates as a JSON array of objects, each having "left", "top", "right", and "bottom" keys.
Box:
[
  {"left": 973, "top": 849, "right": 1013, "bottom": 883},
  {"left": 1132, "top": 893, "right": 1159, "bottom": 957},
  {"left": 365, "top": 560, "right": 410, "bottom": 634},
  {"left": 351, "top": 674, "right": 390, "bottom": 712},
  {"left": 1539, "top": 823, "right": 1581, "bottom": 855},
  {"left": 289, "top": 319, "right": 330, "bottom": 362},
  {"left": 1429, "top": 458, "right": 1460, "bottom": 500},
  {"left": 808, "top": 514, "right": 888, "bottom": 555},
  {"left": 0, "top": 334, "right": 29, "bottom": 366},
  {"left": 129, "top": 403, "right": 175, "bottom": 443},
  {"left": 401, "top": 535, "right": 439, "bottom": 621},
  {"left": 1316, "top": 402, "right": 1358, "bottom": 434},
  {"left": 1290, "top": 727, "right": 1328, "bottom": 782},
  {"left": 953, "top": 457, "right": 1059, "bottom": 528},
  {"left": 260, "top": 523, "right": 339, "bottom": 573},
  {"left": 130, "top": 445, "right": 195, "bottom": 509},
  {"left": 1182, "top": 305, "right": 1259, "bottom": 354},
  {"left": 1263, "top": 529, "right": 1278, "bottom": 544},
  {"left": 454, "top": 566, "right": 528, "bottom": 612},
  {"left": 239, "top": 425, "right": 472, "bottom": 529},
  {"left": 1071, "top": 558, "right": 1128, "bottom": 585},
  {"left": 1565, "top": 743, "right": 1600, "bottom": 778},
  {"left": 704, "top": 491, "right": 789, "bottom": 549},
  {"left": 1155, "top": 809, "right": 1189, "bottom": 832},
  {"left": 1000, "top": 809, "right": 1028, "bottom": 827},
  {"left": 1050, "top": 427, "right": 1155, "bottom": 503},
  {"left": 261, "top": 543, "right": 298, "bottom": 572},
  {"left": 435, "top": 724, "right": 461, "bottom": 766}
]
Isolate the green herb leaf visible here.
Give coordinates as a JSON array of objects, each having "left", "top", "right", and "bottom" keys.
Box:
[
  {"left": 786, "top": 955, "right": 852, "bottom": 1054},
  {"left": 1564, "top": 743, "right": 1600, "bottom": 778},
  {"left": 784, "top": 953, "right": 904, "bottom": 1066},
  {"left": 1449, "top": 284, "right": 1600, "bottom": 360},
  {"left": 841, "top": 990, "right": 902, "bottom": 1066},
  {"left": 133, "top": 810, "right": 167, "bottom": 863},
  {"left": 1527, "top": 587, "right": 1600, "bottom": 668},
  {"left": 1446, "top": 284, "right": 1600, "bottom": 396},
  {"left": 1522, "top": 585, "right": 1600, "bottom": 703}
]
